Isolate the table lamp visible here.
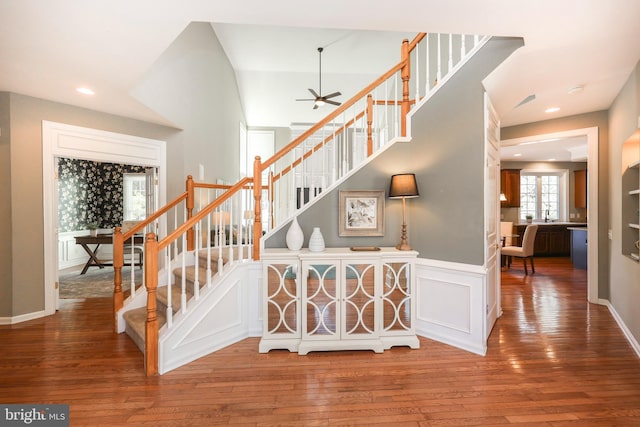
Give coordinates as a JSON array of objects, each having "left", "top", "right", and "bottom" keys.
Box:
[{"left": 388, "top": 173, "right": 419, "bottom": 250}]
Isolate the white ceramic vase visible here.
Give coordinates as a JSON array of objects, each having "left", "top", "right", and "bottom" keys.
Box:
[
  {"left": 308, "top": 227, "right": 325, "bottom": 252},
  {"left": 285, "top": 217, "right": 304, "bottom": 251}
]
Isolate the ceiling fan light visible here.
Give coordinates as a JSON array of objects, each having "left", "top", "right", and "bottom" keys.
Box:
[{"left": 315, "top": 99, "right": 325, "bottom": 107}]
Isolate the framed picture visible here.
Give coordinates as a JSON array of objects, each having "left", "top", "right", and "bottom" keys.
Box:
[{"left": 339, "top": 190, "right": 385, "bottom": 237}]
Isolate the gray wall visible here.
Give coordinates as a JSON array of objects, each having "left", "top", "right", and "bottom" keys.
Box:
[
  {"left": 132, "top": 22, "right": 246, "bottom": 191},
  {"left": 1, "top": 93, "right": 178, "bottom": 317},
  {"left": 1, "top": 21, "right": 246, "bottom": 318},
  {"left": 267, "top": 37, "right": 524, "bottom": 266},
  {"left": 0, "top": 93, "right": 12, "bottom": 317},
  {"left": 501, "top": 111, "right": 609, "bottom": 298},
  {"left": 500, "top": 161, "right": 588, "bottom": 224},
  {"left": 607, "top": 59, "right": 640, "bottom": 345}
]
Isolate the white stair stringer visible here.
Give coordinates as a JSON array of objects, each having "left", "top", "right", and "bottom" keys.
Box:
[{"left": 157, "top": 260, "right": 262, "bottom": 375}]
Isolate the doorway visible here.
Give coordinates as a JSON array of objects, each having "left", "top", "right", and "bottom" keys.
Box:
[
  {"left": 42, "top": 121, "right": 166, "bottom": 315},
  {"left": 500, "top": 127, "right": 599, "bottom": 303}
]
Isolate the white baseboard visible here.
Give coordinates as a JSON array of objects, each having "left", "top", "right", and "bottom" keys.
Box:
[
  {"left": 604, "top": 300, "right": 640, "bottom": 358},
  {"left": 0, "top": 310, "right": 47, "bottom": 325}
]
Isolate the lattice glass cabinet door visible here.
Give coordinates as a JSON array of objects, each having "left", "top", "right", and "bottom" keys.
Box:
[
  {"left": 264, "top": 263, "right": 299, "bottom": 338},
  {"left": 381, "top": 262, "right": 413, "bottom": 334},
  {"left": 342, "top": 262, "right": 378, "bottom": 339},
  {"left": 302, "top": 262, "right": 339, "bottom": 340}
]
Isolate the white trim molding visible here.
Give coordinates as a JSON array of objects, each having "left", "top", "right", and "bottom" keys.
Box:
[
  {"left": 414, "top": 258, "right": 488, "bottom": 355},
  {"left": 501, "top": 127, "right": 599, "bottom": 304},
  {"left": 605, "top": 300, "right": 640, "bottom": 358},
  {"left": 42, "top": 121, "right": 167, "bottom": 318},
  {"left": 0, "top": 310, "right": 48, "bottom": 325}
]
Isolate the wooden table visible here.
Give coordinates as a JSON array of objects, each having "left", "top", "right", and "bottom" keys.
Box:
[{"left": 74, "top": 233, "right": 143, "bottom": 275}]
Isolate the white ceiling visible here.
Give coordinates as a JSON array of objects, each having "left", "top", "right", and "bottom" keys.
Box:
[
  {"left": 500, "top": 135, "right": 588, "bottom": 163},
  {"left": 2, "top": 0, "right": 640, "bottom": 161}
]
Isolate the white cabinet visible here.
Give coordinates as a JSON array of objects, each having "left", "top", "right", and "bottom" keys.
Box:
[{"left": 259, "top": 248, "right": 419, "bottom": 354}]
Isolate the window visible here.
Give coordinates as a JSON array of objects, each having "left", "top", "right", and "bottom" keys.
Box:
[
  {"left": 520, "top": 171, "right": 567, "bottom": 222},
  {"left": 123, "top": 173, "right": 147, "bottom": 221}
]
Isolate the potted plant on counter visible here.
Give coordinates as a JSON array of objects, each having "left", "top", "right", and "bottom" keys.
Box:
[{"left": 525, "top": 214, "right": 533, "bottom": 224}]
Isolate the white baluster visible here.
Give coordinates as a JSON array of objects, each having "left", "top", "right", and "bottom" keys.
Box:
[
  {"left": 228, "top": 200, "right": 234, "bottom": 264},
  {"left": 193, "top": 222, "right": 200, "bottom": 300},
  {"left": 425, "top": 33, "right": 430, "bottom": 94},
  {"left": 448, "top": 33, "right": 453, "bottom": 72},
  {"left": 332, "top": 119, "right": 337, "bottom": 184},
  {"left": 461, "top": 33, "right": 467, "bottom": 57},
  {"left": 217, "top": 208, "right": 224, "bottom": 274},
  {"left": 415, "top": 40, "right": 420, "bottom": 102},
  {"left": 206, "top": 210, "right": 212, "bottom": 287},
  {"left": 166, "top": 249, "right": 172, "bottom": 328},
  {"left": 173, "top": 209, "right": 179, "bottom": 260},
  {"left": 180, "top": 233, "right": 187, "bottom": 314},
  {"left": 437, "top": 33, "right": 442, "bottom": 82},
  {"left": 341, "top": 111, "right": 347, "bottom": 177},
  {"left": 129, "top": 243, "right": 136, "bottom": 298},
  {"left": 394, "top": 73, "right": 399, "bottom": 138},
  {"left": 384, "top": 79, "right": 389, "bottom": 144}
]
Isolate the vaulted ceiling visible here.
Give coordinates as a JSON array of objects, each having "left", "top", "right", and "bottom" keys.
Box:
[{"left": 2, "top": 0, "right": 640, "bottom": 136}]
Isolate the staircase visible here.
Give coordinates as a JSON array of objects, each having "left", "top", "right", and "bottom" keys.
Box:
[
  {"left": 113, "top": 32, "right": 490, "bottom": 375},
  {"left": 122, "top": 246, "right": 235, "bottom": 352}
]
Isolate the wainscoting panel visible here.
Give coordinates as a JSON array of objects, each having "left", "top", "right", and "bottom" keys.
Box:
[
  {"left": 58, "top": 231, "right": 92, "bottom": 269},
  {"left": 158, "top": 262, "right": 262, "bottom": 374},
  {"left": 414, "top": 259, "right": 487, "bottom": 355}
]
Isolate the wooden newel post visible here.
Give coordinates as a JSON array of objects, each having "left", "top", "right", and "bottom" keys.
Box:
[
  {"left": 401, "top": 38, "right": 410, "bottom": 137},
  {"left": 185, "top": 175, "right": 195, "bottom": 251},
  {"left": 144, "top": 232, "right": 159, "bottom": 376},
  {"left": 112, "top": 226, "right": 124, "bottom": 332},
  {"left": 252, "top": 156, "right": 262, "bottom": 261},
  {"left": 366, "top": 94, "right": 374, "bottom": 156}
]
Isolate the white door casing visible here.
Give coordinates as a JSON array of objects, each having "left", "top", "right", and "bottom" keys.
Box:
[
  {"left": 42, "top": 121, "right": 167, "bottom": 316},
  {"left": 501, "top": 127, "right": 599, "bottom": 304},
  {"left": 484, "top": 94, "right": 501, "bottom": 338}
]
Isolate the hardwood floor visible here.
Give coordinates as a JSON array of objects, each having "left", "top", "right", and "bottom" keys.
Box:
[{"left": 1, "top": 257, "right": 639, "bottom": 425}]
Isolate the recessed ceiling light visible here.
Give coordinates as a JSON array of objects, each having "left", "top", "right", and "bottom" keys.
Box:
[
  {"left": 514, "top": 153, "right": 522, "bottom": 157},
  {"left": 568, "top": 85, "right": 584, "bottom": 94},
  {"left": 545, "top": 107, "right": 560, "bottom": 113},
  {"left": 76, "top": 87, "right": 95, "bottom": 95},
  {"left": 519, "top": 138, "right": 559, "bottom": 146},
  {"left": 548, "top": 158, "right": 556, "bottom": 161}
]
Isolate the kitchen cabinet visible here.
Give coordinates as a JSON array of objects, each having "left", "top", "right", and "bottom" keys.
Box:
[
  {"left": 515, "top": 224, "right": 572, "bottom": 256},
  {"left": 574, "top": 170, "right": 587, "bottom": 209},
  {"left": 259, "top": 248, "right": 419, "bottom": 354},
  {"left": 501, "top": 169, "right": 521, "bottom": 207},
  {"left": 569, "top": 227, "right": 588, "bottom": 269}
]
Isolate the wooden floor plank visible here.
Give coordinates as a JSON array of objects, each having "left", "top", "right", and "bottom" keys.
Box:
[{"left": 1, "top": 257, "right": 639, "bottom": 425}]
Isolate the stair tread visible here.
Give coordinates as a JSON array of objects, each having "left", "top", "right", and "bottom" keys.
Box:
[{"left": 123, "top": 306, "right": 167, "bottom": 345}]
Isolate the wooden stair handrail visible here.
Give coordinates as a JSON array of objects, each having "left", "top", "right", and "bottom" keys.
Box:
[
  {"left": 123, "top": 31, "right": 431, "bottom": 375},
  {"left": 272, "top": 108, "right": 367, "bottom": 183},
  {"left": 259, "top": 32, "right": 426, "bottom": 174},
  {"left": 156, "top": 177, "right": 253, "bottom": 252}
]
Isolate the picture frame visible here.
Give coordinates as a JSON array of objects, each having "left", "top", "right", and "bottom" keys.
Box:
[{"left": 338, "top": 190, "right": 385, "bottom": 237}]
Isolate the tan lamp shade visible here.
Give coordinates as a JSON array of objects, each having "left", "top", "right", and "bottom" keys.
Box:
[{"left": 389, "top": 173, "right": 419, "bottom": 198}]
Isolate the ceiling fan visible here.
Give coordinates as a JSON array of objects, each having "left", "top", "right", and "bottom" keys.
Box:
[{"left": 296, "top": 47, "right": 342, "bottom": 109}]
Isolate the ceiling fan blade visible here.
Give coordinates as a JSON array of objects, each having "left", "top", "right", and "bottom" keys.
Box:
[
  {"left": 308, "top": 88, "right": 319, "bottom": 98},
  {"left": 323, "top": 91, "right": 341, "bottom": 99},
  {"left": 296, "top": 98, "right": 315, "bottom": 101},
  {"left": 313, "top": 104, "right": 319, "bottom": 110},
  {"left": 325, "top": 99, "right": 341, "bottom": 106}
]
